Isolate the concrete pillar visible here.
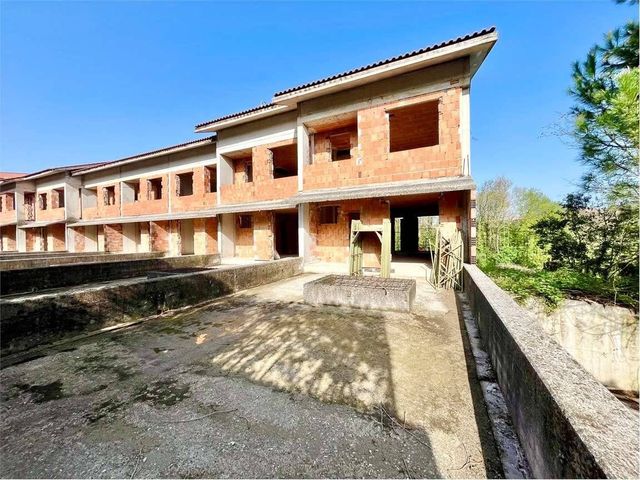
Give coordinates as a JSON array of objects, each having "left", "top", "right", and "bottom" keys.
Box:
[
  {"left": 298, "top": 203, "right": 311, "bottom": 262},
  {"left": 460, "top": 87, "right": 471, "bottom": 176},
  {"left": 219, "top": 213, "right": 235, "bottom": 258},
  {"left": 296, "top": 123, "right": 309, "bottom": 191},
  {"left": 16, "top": 227, "right": 26, "bottom": 252}
]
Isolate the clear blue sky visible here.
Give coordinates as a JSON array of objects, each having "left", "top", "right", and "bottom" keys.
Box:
[{"left": 1, "top": 1, "right": 636, "bottom": 199}]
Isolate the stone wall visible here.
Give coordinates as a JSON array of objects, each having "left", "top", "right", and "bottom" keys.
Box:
[{"left": 463, "top": 264, "right": 639, "bottom": 478}]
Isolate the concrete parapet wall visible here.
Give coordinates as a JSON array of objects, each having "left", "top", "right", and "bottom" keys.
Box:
[
  {"left": 0, "top": 251, "right": 164, "bottom": 271},
  {"left": 1, "top": 257, "right": 303, "bottom": 355},
  {"left": 463, "top": 264, "right": 639, "bottom": 478},
  {"left": 1, "top": 254, "right": 221, "bottom": 295}
]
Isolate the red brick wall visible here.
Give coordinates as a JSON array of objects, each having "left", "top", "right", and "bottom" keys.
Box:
[
  {"left": 438, "top": 191, "right": 464, "bottom": 230},
  {"left": 94, "top": 184, "right": 121, "bottom": 219},
  {"left": 47, "top": 223, "right": 66, "bottom": 251},
  {"left": 309, "top": 199, "right": 389, "bottom": 267},
  {"left": 121, "top": 174, "right": 169, "bottom": 217},
  {"left": 304, "top": 88, "right": 461, "bottom": 190},
  {"left": 104, "top": 223, "right": 123, "bottom": 253},
  {"left": 221, "top": 139, "right": 298, "bottom": 204},
  {"left": 150, "top": 221, "right": 169, "bottom": 253},
  {"left": 172, "top": 166, "right": 217, "bottom": 213},
  {"left": 1, "top": 225, "right": 17, "bottom": 251},
  {"left": 0, "top": 194, "right": 16, "bottom": 226},
  {"left": 235, "top": 216, "right": 254, "bottom": 258},
  {"left": 194, "top": 217, "right": 218, "bottom": 255},
  {"left": 73, "top": 226, "right": 85, "bottom": 252},
  {"left": 26, "top": 229, "right": 36, "bottom": 252},
  {"left": 36, "top": 189, "right": 66, "bottom": 222},
  {"left": 254, "top": 210, "right": 274, "bottom": 260}
]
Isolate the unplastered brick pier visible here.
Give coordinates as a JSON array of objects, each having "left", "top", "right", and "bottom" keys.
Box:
[{"left": 303, "top": 275, "right": 416, "bottom": 312}]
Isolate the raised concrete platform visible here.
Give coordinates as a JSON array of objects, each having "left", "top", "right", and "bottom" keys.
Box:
[{"left": 303, "top": 274, "right": 416, "bottom": 312}]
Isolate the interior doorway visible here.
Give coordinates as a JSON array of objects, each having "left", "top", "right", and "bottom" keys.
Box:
[{"left": 274, "top": 210, "right": 298, "bottom": 257}]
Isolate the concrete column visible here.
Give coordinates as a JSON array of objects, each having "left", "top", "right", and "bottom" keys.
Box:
[
  {"left": 16, "top": 228, "right": 26, "bottom": 252},
  {"left": 219, "top": 213, "right": 235, "bottom": 258},
  {"left": 460, "top": 87, "right": 471, "bottom": 176},
  {"left": 296, "top": 123, "right": 309, "bottom": 191},
  {"left": 217, "top": 154, "right": 234, "bottom": 204},
  {"left": 298, "top": 203, "right": 311, "bottom": 262}
]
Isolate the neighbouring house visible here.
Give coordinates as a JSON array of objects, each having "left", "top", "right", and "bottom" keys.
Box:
[{"left": 0, "top": 27, "right": 498, "bottom": 270}]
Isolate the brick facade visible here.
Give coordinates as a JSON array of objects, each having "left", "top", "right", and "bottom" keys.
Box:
[
  {"left": 0, "top": 225, "right": 17, "bottom": 252},
  {"left": 150, "top": 221, "right": 170, "bottom": 253},
  {"left": 221, "top": 139, "right": 298, "bottom": 204},
  {"left": 47, "top": 223, "right": 66, "bottom": 251},
  {"left": 194, "top": 217, "right": 218, "bottom": 255},
  {"left": 104, "top": 224, "right": 123, "bottom": 253},
  {"left": 304, "top": 89, "right": 461, "bottom": 190}
]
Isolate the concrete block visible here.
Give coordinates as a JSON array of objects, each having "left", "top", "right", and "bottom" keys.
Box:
[{"left": 303, "top": 275, "right": 415, "bottom": 312}]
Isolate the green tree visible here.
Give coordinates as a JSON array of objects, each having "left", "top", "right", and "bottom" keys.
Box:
[
  {"left": 476, "top": 177, "right": 512, "bottom": 257},
  {"left": 570, "top": 17, "right": 639, "bottom": 203}
]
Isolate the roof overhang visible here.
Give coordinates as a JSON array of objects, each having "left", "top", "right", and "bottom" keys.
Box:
[
  {"left": 213, "top": 199, "right": 295, "bottom": 215},
  {"left": 272, "top": 30, "right": 497, "bottom": 105},
  {"left": 67, "top": 209, "right": 219, "bottom": 227},
  {"left": 292, "top": 176, "right": 476, "bottom": 204},
  {"left": 193, "top": 27, "right": 497, "bottom": 134},
  {"left": 18, "top": 220, "right": 66, "bottom": 229},
  {"left": 0, "top": 220, "right": 17, "bottom": 228},
  {"left": 195, "top": 104, "right": 294, "bottom": 133},
  {"left": 73, "top": 137, "right": 216, "bottom": 176}
]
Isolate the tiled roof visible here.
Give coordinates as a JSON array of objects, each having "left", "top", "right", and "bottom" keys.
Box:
[
  {"left": 195, "top": 103, "right": 280, "bottom": 130},
  {"left": 194, "top": 27, "right": 496, "bottom": 130},
  {"left": 273, "top": 26, "right": 496, "bottom": 97},
  {"left": 3, "top": 162, "right": 106, "bottom": 183},
  {"left": 72, "top": 136, "right": 216, "bottom": 175}
]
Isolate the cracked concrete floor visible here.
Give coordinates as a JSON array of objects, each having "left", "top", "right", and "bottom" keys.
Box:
[{"left": 0, "top": 274, "right": 501, "bottom": 478}]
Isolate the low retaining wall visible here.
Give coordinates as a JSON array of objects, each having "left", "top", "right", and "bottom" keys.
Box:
[
  {"left": 463, "top": 264, "right": 639, "bottom": 478},
  {"left": 1, "top": 254, "right": 220, "bottom": 295},
  {"left": 1, "top": 258, "right": 303, "bottom": 355},
  {"left": 0, "top": 251, "right": 164, "bottom": 271}
]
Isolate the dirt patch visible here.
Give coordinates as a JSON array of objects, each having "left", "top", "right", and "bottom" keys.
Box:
[{"left": 0, "top": 274, "right": 500, "bottom": 478}]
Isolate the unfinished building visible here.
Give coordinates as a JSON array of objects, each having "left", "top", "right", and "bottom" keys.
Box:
[{"left": 0, "top": 27, "right": 498, "bottom": 274}]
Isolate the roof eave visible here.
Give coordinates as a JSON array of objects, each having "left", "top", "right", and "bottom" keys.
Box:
[
  {"left": 273, "top": 32, "right": 498, "bottom": 105},
  {"left": 194, "top": 104, "right": 294, "bottom": 133},
  {"left": 72, "top": 137, "right": 216, "bottom": 176}
]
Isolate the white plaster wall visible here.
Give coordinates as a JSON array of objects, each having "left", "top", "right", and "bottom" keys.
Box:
[
  {"left": 216, "top": 111, "right": 297, "bottom": 155},
  {"left": 81, "top": 145, "right": 216, "bottom": 188}
]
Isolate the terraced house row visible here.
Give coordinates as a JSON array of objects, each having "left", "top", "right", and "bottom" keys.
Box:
[{"left": 0, "top": 27, "right": 497, "bottom": 270}]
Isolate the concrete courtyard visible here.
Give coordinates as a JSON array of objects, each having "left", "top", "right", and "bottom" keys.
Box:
[{"left": 0, "top": 274, "right": 501, "bottom": 478}]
